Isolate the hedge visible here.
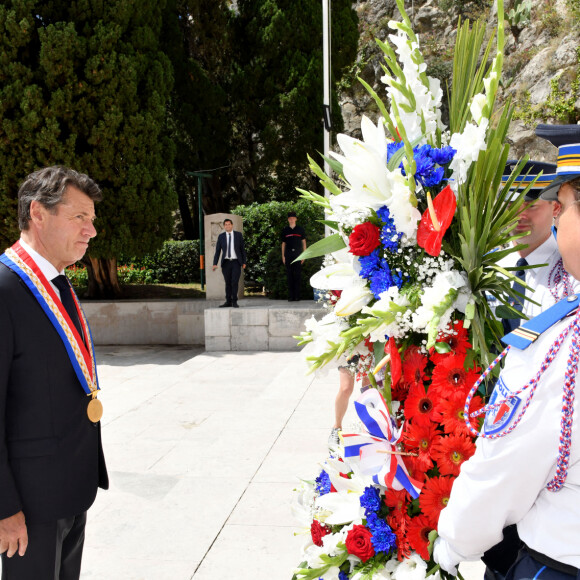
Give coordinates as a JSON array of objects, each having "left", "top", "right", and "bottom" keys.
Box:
[{"left": 232, "top": 199, "right": 325, "bottom": 299}]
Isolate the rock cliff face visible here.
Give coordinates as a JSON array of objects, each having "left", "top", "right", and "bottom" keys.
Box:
[{"left": 339, "top": 0, "right": 580, "bottom": 162}]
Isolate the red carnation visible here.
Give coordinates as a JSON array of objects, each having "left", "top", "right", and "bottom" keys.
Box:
[
  {"left": 345, "top": 524, "right": 375, "bottom": 562},
  {"left": 311, "top": 520, "right": 332, "bottom": 547},
  {"left": 348, "top": 222, "right": 381, "bottom": 256},
  {"left": 417, "top": 184, "right": 456, "bottom": 256},
  {"left": 431, "top": 433, "right": 476, "bottom": 476}
]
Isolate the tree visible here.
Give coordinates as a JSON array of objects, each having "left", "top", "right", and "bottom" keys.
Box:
[
  {"left": 162, "top": 0, "right": 233, "bottom": 240},
  {"left": 227, "top": 0, "right": 359, "bottom": 204},
  {"left": 0, "top": 0, "right": 175, "bottom": 297}
]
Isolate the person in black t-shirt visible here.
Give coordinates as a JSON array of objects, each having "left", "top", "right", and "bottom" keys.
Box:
[{"left": 281, "top": 211, "right": 307, "bottom": 301}]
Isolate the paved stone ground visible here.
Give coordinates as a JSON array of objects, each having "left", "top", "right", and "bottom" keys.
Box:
[{"left": 2, "top": 347, "right": 485, "bottom": 579}]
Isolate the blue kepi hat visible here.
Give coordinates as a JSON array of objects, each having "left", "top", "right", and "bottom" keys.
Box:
[
  {"left": 535, "top": 124, "right": 580, "bottom": 200},
  {"left": 501, "top": 160, "right": 557, "bottom": 201}
]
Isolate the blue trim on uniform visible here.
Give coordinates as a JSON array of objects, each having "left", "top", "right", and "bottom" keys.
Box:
[
  {"left": 502, "top": 294, "right": 579, "bottom": 349},
  {"left": 533, "top": 566, "right": 547, "bottom": 580}
]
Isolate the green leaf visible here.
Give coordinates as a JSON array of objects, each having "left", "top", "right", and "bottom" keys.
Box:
[{"left": 296, "top": 233, "right": 346, "bottom": 261}]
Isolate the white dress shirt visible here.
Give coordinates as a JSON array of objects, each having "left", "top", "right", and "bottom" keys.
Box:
[
  {"left": 225, "top": 231, "right": 238, "bottom": 260},
  {"left": 497, "top": 235, "right": 580, "bottom": 319},
  {"left": 19, "top": 238, "right": 64, "bottom": 299}
]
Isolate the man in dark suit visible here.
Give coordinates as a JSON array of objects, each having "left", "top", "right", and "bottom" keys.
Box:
[
  {"left": 0, "top": 166, "right": 108, "bottom": 579},
  {"left": 212, "top": 218, "right": 247, "bottom": 308}
]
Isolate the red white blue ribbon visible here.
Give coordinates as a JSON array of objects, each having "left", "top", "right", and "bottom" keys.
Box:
[
  {"left": 0, "top": 241, "right": 99, "bottom": 396},
  {"left": 342, "top": 389, "right": 423, "bottom": 499}
]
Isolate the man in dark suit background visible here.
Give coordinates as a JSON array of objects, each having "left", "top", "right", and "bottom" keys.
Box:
[
  {"left": 212, "top": 218, "right": 247, "bottom": 308},
  {"left": 0, "top": 166, "right": 108, "bottom": 579}
]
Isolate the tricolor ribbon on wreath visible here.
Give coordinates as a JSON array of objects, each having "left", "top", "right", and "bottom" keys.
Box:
[
  {"left": 0, "top": 241, "right": 100, "bottom": 403},
  {"left": 342, "top": 389, "right": 422, "bottom": 499}
]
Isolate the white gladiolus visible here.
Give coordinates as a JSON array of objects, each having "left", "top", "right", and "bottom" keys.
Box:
[
  {"left": 470, "top": 93, "right": 488, "bottom": 126},
  {"left": 392, "top": 552, "right": 429, "bottom": 580}
]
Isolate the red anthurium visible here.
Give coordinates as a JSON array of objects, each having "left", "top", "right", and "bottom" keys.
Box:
[
  {"left": 417, "top": 184, "right": 456, "bottom": 256},
  {"left": 386, "top": 336, "right": 402, "bottom": 387}
]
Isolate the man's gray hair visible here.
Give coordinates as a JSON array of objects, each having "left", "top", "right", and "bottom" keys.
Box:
[{"left": 18, "top": 166, "right": 103, "bottom": 231}]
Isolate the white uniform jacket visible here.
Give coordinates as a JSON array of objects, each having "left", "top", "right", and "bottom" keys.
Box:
[{"left": 437, "top": 311, "right": 580, "bottom": 569}]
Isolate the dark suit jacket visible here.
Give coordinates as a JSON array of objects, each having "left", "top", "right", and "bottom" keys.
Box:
[
  {"left": 0, "top": 262, "right": 108, "bottom": 524},
  {"left": 213, "top": 230, "right": 247, "bottom": 267}
]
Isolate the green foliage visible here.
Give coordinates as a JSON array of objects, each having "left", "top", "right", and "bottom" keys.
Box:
[
  {"left": 567, "top": 0, "right": 580, "bottom": 21},
  {"left": 507, "top": 0, "right": 532, "bottom": 30},
  {"left": 513, "top": 50, "right": 580, "bottom": 124},
  {"left": 228, "top": 0, "right": 359, "bottom": 202},
  {"left": 232, "top": 199, "right": 325, "bottom": 298},
  {"left": 66, "top": 264, "right": 157, "bottom": 287},
  {"left": 538, "top": 0, "right": 562, "bottom": 37},
  {"left": 122, "top": 240, "right": 201, "bottom": 284},
  {"left": 0, "top": 0, "right": 176, "bottom": 257}
]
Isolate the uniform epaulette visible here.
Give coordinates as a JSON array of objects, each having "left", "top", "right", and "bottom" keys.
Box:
[{"left": 501, "top": 294, "right": 580, "bottom": 350}]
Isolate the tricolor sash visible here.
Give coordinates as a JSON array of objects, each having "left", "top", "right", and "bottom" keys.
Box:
[{"left": 0, "top": 241, "right": 99, "bottom": 397}]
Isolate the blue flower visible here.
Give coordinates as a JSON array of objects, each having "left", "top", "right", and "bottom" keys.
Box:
[
  {"left": 359, "top": 250, "right": 382, "bottom": 279},
  {"left": 369, "top": 265, "right": 395, "bottom": 299},
  {"left": 387, "top": 140, "right": 404, "bottom": 162},
  {"left": 371, "top": 524, "right": 397, "bottom": 553},
  {"left": 339, "top": 572, "right": 350, "bottom": 580},
  {"left": 422, "top": 166, "right": 445, "bottom": 188},
  {"left": 430, "top": 145, "right": 456, "bottom": 165},
  {"left": 315, "top": 470, "right": 332, "bottom": 495},
  {"left": 360, "top": 486, "right": 382, "bottom": 514}
]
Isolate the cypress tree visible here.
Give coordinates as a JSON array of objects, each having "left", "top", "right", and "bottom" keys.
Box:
[{"left": 0, "top": 0, "right": 175, "bottom": 296}]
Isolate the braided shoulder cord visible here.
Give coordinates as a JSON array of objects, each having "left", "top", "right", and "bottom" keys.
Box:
[{"left": 463, "top": 311, "right": 580, "bottom": 491}]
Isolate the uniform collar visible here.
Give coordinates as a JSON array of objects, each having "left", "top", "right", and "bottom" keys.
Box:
[{"left": 522, "top": 234, "right": 558, "bottom": 269}]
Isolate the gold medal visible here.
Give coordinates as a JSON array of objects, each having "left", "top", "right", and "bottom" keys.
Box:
[{"left": 87, "top": 397, "right": 103, "bottom": 423}]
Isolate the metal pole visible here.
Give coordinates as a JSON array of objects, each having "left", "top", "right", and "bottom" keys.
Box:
[
  {"left": 186, "top": 171, "right": 212, "bottom": 291},
  {"left": 322, "top": 0, "right": 331, "bottom": 181}
]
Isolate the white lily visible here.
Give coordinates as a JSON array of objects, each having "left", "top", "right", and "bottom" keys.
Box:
[
  {"left": 310, "top": 248, "right": 357, "bottom": 291},
  {"left": 334, "top": 278, "right": 373, "bottom": 316},
  {"left": 315, "top": 490, "right": 365, "bottom": 525}
]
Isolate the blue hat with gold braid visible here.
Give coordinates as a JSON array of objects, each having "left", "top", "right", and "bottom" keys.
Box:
[
  {"left": 501, "top": 159, "right": 557, "bottom": 201},
  {"left": 535, "top": 124, "right": 580, "bottom": 201}
]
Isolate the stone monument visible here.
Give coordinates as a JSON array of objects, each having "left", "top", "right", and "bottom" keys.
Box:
[{"left": 204, "top": 213, "right": 245, "bottom": 301}]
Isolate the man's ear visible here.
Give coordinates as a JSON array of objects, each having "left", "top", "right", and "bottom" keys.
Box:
[
  {"left": 552, "top": 201, "right": 562, "bottom": 218},
  {"left": 29, "top": 200, "right": 45, "bottom": 226}
]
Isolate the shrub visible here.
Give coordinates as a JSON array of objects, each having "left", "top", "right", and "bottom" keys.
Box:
[
  {"left": 121, "top": 240, "right": 201, "bottom": 284},
  {"left": 232, "top": 199, "right": 325, "bottom": 298}
]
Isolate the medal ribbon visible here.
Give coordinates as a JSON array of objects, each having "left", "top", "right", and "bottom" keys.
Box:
[{"left": 0, "top": 241, "right": 99, "bottom": 396}]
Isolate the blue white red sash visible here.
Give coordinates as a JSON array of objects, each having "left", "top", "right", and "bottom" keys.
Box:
[{"left": 0, "top": 241, "right": 99, "bottom": 396}]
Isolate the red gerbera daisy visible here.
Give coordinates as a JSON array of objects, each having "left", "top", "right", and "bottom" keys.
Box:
[
  {"left": 404, "top": 382, "right": 438, "bottom": 426},
  {"left": 434, "top": 389, "right": 484, "bottom": 436},
  {"left": 404, "top": 422, "right": 442, "bottom": 471},
  {"left": 431, "top": 433, "right": 476, "bottom": 476},
  {"left": 431, "top": 320, "right": 472, "bottom": 364},
  {"left": 419, "top": 476, "right": 453, "bottom": 527},
  {"left": 384, "top": 488, "right": 410, "bottom": 514},
  {"left": 430, "top": 355, "right": 481, "bottom": 398},
  {"left": 407, "top": 515, "right": 435, "bottom": 561},
  {"left": 402, "top": 345, "right": 429, "bottom": 387}
]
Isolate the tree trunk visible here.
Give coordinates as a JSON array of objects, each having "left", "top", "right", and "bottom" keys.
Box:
[{"left": 83, "top": 256, "right": 122, "bottom": 298}]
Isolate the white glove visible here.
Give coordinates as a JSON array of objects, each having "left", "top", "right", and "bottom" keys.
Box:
[{"left": 433, "top": 537, "right": 459, "bottom": 576}]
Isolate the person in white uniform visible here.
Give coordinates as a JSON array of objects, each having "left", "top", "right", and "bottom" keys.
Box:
[{"left": 434, "top": 126, "right": 580, "bottom": 580}]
